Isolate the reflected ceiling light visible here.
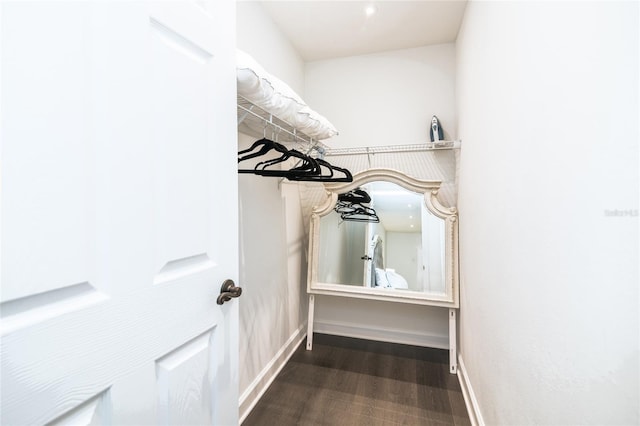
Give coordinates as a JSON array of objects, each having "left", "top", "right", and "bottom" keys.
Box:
[{"left": 365, "top": 4, "right": 377, "bottom": 17}]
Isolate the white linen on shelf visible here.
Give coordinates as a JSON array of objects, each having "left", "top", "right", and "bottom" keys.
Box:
[{"left": 236, "top": 49, "right": 338, "bottom": 141}]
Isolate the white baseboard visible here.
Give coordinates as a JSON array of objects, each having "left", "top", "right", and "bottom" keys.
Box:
[
  {"left": 239, "top": 324, "right": 306, "bottom": 424},
  {"left": 314, "top": 319, "right": 449, "bottom": 349},
  {"left": 457, "top": 354, "right": 484, "bottom": 426}
]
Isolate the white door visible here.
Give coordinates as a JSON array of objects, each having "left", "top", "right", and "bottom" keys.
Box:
[{"left": 1, "top": 1, "right": 239, "bottom": 425}]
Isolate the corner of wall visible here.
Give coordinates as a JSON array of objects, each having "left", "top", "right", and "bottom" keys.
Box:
[
  {"left": 456, "top": 354, "right": 484, "bottom": 426},
  {"left": 239, "top": 324, "right": 307, "bottom": 424}
]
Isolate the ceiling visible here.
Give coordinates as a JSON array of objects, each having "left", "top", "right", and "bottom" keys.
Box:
[
  {"left": 258, "top": 0, "right": 468, "bottom": 61},
  {"left": 366, "top": 181, "right": 423, "bottom": 233}
]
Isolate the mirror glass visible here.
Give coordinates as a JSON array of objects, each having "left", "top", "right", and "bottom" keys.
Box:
[{"left": 317, "top": 181, "right": 446, "bottom": 296}]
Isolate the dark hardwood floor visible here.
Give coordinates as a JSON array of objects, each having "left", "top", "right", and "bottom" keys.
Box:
[{"left": 243, "top": 334, "right": 471, "bottom": 426}]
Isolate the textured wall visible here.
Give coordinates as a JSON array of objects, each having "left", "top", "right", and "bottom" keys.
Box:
[{"left": 456, "top": 1, "right": 639, "bottom": 424}]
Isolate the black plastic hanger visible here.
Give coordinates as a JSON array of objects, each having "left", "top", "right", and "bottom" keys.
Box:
[
  {"left": 338, "top": 188, "right": 371, "bottom": 204},
  {"left": 238, "top": 137, "right": 354, "bottom": 182},
  {"left": 255, "top": 148, "right": 321, "bottom": 178},
  {"left": 287, "top": 158, "right": 353, "bottom": 182},
  {"left": 335, "top": 201, "right": 373, "bottom": 215},
  {"left": 334, "top": 188, "right": 378, "bottom": 222},
  {"left": 238, "top": 139, "right": 320, "bottom": 178},
  {"left": 341, "top": 206, "right": 380, "bottom": 223},
  {"left": 238, "top": 138, "right": 285, "bottom": 163}
]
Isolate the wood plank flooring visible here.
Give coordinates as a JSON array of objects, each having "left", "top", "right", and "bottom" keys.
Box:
[{"left": 243, "top": 334, "right": 471, "bottom": 426}]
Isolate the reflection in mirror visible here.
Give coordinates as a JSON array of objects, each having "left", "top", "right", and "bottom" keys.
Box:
[{"left": 317, "top": 181, "right": 446, "bottom": 295}]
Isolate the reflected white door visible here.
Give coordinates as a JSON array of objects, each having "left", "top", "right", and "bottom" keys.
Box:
[
  {"left": 363, "top": 222, "right": 373, "bottom": 287},
  {"left": 1, "top": 1, "right": 239, "bottom": 425}
]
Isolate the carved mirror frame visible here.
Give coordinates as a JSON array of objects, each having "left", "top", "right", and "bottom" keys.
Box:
[{"left": 307, "top": 168, "right": 459, "bottom": 308}]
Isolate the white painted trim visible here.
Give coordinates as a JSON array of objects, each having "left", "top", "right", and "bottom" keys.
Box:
[
  {"left": 456, "top": 354, "right": 485, "bottom": 426},
  {"left": 239, "top": 324, "right": 307, "bottom": 424},
  {"left": 306, "top": 294, "right": 315, "bottom": 350},
  {"left": 314, "top": 319, "right": 448, "bottom": 349},
  {"left": 448, "top": 309, "right": 457, "bottom": 374}
]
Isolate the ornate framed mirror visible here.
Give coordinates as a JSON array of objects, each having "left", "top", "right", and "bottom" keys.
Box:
[
  {"left": 304, "top": 168, "right": 460, "bottom": 372},
  {"left": 307, "top": 168, "right": 459, "bottom": 306}
]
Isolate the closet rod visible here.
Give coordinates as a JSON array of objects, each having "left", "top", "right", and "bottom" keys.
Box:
[{"left": 322, "top": 140, "right": 461, "bottom": 157}]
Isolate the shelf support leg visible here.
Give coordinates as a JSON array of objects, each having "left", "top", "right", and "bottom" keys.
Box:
[
  {"left": 306, "top": 294, "right": 315, "bottom": 350},
  {"left": 449, "top": 308, "right": 457, "bottom": 374}
]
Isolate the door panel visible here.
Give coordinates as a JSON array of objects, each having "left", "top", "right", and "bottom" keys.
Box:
[
  {"left": 156, "top": 328, "right": 217, "bottom": 426},
  {"left": 48, "top": 391, "right": 111, "bottom": 426},
  {"left": 150, "top": 8, "right": 212, "bottom": 266},
  {"left": 0, "top": 1, "right": 238, "bottom": 425},
  {"left": 1, "top": 2, "right": 96, "bottom": 304}
]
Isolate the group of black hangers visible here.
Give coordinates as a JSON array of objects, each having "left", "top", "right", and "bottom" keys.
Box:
[
  {"left": 335, "top": 189, "right": 380, "bottom": 223},
  {"left": 238, "top": 138, "right": 353, "bottom": 182}
]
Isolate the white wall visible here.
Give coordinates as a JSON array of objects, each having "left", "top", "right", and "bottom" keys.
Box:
[
  {"left": 456, "top": 1, "right": 639, "bottom": 424},
  {"left": 305, "top": 44, "right": 457, "bottom": 148},
  {"left": 314, "top": 296, "right": 449, "bottom": 349},
  {"left": 236, "top": 1, "right": 308, "bottom": 411},
  {"left": 317, "top": 212, "right": 346, "bottom": 284},
  {"left": 305, "top": 44, "right": 457, "bottom": 348},
  {"left": 423, "top": 204, "right": 446, "bottom": 294},
  {"left": 236, "top": 2, "right": 304, "bottom": 94},
  {"left": 386, "top": 231, "right": 421, "bottom": 291}
]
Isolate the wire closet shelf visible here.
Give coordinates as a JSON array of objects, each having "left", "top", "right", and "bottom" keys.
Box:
[
  {"left": 322, "top": 140, "right": 461, "bottom": 157},
  {"left": 237, "top": 95, "right": 328, "bottom": 153},
  {"left": 237, "top": 95, "right": 460, "bottom": 157}
]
